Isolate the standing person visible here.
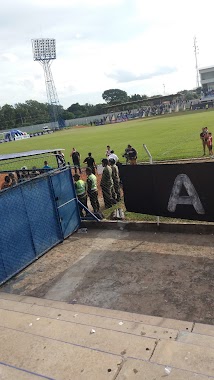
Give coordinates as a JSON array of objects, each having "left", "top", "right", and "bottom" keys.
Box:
[
  {"left": 86, "top": 167, "right": 100, "bottom": 213},
  {"left": 109, "top": 159, "right": 121, "bottom": 202},
  {"left": 208, "top": 132, "right": 213, "bottom": 157},
  {"left": 55, "top": 150, "right": 66, "bottom": 168},
  {"left": 105, "top": 145, "right": 111, "bottom": 158},
  {"left": 200, "top": 127, "right": 209, "bottom": 156},
  {"left": 83, "top": 153, "right": 96, "bottom": 175},
  {"left": 122, "top": 147, "right": 129, "bottom": 164},
  {"left": 126, "top": 144, "right": 137, "bottom": 165},
  {"left": 100, "top": 158, "right": 114, "bottom": 209},
  {"left": 108, "top": 150, "right": 119, "bottom": 163},
  {"left": 73, "top": 174, "right": 87, "bottom": 217},
  {"left": 70, "top": 148, "right": 81, "bottom": 174}
]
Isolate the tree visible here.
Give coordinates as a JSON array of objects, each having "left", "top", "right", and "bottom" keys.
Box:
[
  {"left": 129, "top": 94, "right": 142, "bottom": 101},
  {"left": 0, "top": 104, "right": 16, "bottom": 130},
  {"left": 67, "top": 103, "right": 86, "bottom": 118},
  {"left": 102, "top": 89, "right": 128, "bottom": 104},
  {"left": 129, "top": 94, "right": 148, "bottom": 101}
]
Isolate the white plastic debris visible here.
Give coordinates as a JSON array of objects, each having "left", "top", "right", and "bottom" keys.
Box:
[
  {"left": 164, "top": 366, "right": 172, "bottom": 375},
  {"left": 90, "top": 329, "right": 96, "bottom": 334},
  {"left": 119, "top": 322, "right": 124, "bottom": 326},
  {"left": 36, "top": 318, "right": 40, "bottom": 321},
  {"left": 29, "top": 323, "right": 33, "bottom": 327},
  {"left": 73, "top": 314, "right": 78, "bottom": 318},
  {"left": 77, "top": 228, "right": 88, "bottom": 234}
]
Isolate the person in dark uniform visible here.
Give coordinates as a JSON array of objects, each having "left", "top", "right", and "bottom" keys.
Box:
[
  {"left": 86, "top": 167, "right": 100, "bottom": 213},
  {"left": 126, "top": 144, "right": 137, "bottom": 165},
  {"left": 83, "top": 153, "right": 96, "bottom": 175},
  {"left": 100, "top": 158, "right": 114, "bottom": 209},
  {"left": 109, "top": 158, "right": 121, "bottom": 202},
  {"left": 70, "top": 148, "right": 81, "bottom": 174}
]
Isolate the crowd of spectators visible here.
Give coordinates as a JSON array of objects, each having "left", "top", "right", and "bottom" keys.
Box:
[{"left": 88, "top": 100, "right": 188, "bottom": 126}]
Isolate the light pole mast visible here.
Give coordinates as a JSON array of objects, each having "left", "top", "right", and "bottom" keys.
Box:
[
  {"left": 193, "top": 36, "right": 200, "bottom": 88},
  {"left": 32, "top": 38, "right": 65, "bottom": 129}
]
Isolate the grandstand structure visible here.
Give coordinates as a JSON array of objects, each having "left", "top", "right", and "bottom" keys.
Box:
[
  {"left": 199, "top": 66, "right": 214, "bottom": 102},
  {"left": 105, "top": 94, "right": 184, "bottom": 113}
]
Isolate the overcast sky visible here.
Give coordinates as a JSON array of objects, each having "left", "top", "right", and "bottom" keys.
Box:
[{"left": 0, "top": 0, "right": 214, "bottom": 108}]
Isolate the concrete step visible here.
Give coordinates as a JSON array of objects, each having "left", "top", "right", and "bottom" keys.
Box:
[
  {"left": 0, "top": 292, "right": 214, "bottom": 380},
  {"left": 0, "top": 291, "right": 193, "bottom": 330}
]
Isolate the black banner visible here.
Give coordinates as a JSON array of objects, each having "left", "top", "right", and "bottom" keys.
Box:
[{"left": 119, "top": 162, "right": 214, "bottom": 222}]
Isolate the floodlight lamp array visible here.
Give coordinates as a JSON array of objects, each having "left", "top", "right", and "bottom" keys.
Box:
[{"left": 32, "top": 38, "right": 56, "bottom": 61}]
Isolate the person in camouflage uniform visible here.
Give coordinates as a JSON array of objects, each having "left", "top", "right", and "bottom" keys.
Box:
[
  {"left": 100, "top": 158, "right": 114, "bottom": 209},
  {"left": 109, "top": 158, "right": 121, "bottom": 202}
]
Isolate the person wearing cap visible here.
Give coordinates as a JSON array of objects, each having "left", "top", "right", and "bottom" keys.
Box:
[
  {"left": 86, "top": 167, "right": 100, "bottom": 213},
  {"left": 109, "top": 158, "right": 121, "bottom": 202},
  {"left": 73, "top": 174, "right": 87, "bottom": 217},
  {"left": 100, "top": 158, "right": 114, "bottom": 208}
]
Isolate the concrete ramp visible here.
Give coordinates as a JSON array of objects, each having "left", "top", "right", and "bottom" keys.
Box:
[{"left": 0, "top": 293, "right": 213, "bottom": 379}]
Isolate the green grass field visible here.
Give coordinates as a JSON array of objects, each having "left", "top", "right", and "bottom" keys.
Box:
[{"left": 0, "top": 109, "right": 213, "bottom": 169}]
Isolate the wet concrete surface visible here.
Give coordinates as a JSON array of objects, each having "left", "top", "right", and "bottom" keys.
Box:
[{"left": 1, "top": 229, "right": 214, "bottom": 324}]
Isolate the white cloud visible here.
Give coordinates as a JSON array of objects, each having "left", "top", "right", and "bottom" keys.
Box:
[{"left": 0, "top": 0, "right": 214, "bottom": 108}]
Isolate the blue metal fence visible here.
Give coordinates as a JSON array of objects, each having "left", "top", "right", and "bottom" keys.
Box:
[{"left": 0, "top": 168, "right": 80, "bottom": 285}]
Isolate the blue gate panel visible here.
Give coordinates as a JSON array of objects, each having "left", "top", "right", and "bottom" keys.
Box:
[
  {"left": 58, "top": 200, "right": 80, "bottom": 238},
  {"left": 51, "top": 169, "right": 80, "bottom": 238},
  {"left": 0, "top": 168, "right": 81, "bottom": 285},
  {"left": 0, "top": 187, "right": 36, "bottom": 279},
  {"left": 21, "top": 178, "right": 63, "bottom": 255},
  {"left": 51, "top": 169, "right": 76, "bottom": 205},
  {"left": 0, "top": 251, "right": 7, "bottom": 284}
]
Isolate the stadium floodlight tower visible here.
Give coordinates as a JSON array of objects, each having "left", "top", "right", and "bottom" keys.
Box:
[{"left": 32, "top": 38, "right": 65, "bottom": 129}]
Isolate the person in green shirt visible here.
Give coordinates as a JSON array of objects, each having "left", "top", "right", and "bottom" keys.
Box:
[
  {"left": 73, "top": 174, "right": 87, "bottom": 217},
  {"left": 86, "top": 167, "right": 100, "bottom": 213}
]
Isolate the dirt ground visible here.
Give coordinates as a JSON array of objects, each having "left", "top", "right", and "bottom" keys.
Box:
[{"left": 1, "top": 229, "right": 214, "bottom": 325}]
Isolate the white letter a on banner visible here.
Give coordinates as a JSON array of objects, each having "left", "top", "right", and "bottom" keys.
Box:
[{"left": 167, "top": 174, "right": 205, "bottom": 214}]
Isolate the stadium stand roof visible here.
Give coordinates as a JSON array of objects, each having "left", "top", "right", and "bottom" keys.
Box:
[
  {"left": 105, "top": 93, "right": 181, "bottom": 110},
  {"left": 0, "top": 149, "right": 64, "bottom": 162}
]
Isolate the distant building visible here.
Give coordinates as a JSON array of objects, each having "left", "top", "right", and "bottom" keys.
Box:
[{"left": 199, "top": 66, "right": 214, "bottom": 99}]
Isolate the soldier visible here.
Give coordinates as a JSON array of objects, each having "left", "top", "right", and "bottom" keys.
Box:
[
  {"left": 109, "top": 158, "right": 121, "bottom": 202},
  {"left": 100, "top": 158, "right": 114, "bottom": 209},
  {"left": 73, "top": 174, "right": 87, "bottom": 217},
  {"left": 86, "top": 167, "right": 100, "bottom": 213}
]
